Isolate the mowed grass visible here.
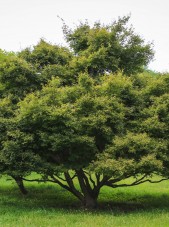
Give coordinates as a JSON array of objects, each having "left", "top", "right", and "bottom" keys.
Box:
[{"left": 0, "top": 175, "right": 169, "bottom": 226}]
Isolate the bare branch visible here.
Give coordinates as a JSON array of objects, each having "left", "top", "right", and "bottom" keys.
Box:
[
  {"left": 22, "top": 177, "right": 51, "bottom": 183},
  {"left": 106, "top": 177, "right": 169, "bottom": 188},
  {"left": 83, "top": 171, "right": 96, "bottom": 188},
  {"left": 107, "top": 174, "right": 132, "bottom": 185},
  {"left": 76, "top": 169, "right": 93, "bottom": 196},
  {"left": 54, "top": 174, "right": 67, "bottom": 182},
  {"left": 71, "top": 174, "right": 77, "bottom": 180},
  {"left": 64, "top": 171, "right": 84, "bottom": 201},
  {"left": 89, "top": 174, "right": 96, "bottom": 188},
  {"left": 95, "top": 173, "right": 101, "bottom": 185},
  {"left": 24, "top": 175, "right": 72, "bottom": 193}
]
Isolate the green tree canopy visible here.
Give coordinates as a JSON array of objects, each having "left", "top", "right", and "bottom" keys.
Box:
[
  {"left": 0, "top": 16, "right": 168, "bottom": 208},
  {"left": 63, "top": 16, "right": 154, "bottom": 76},
  {"left": 7, "top": 73, "right": 167, "bottom": 208},
  {"left": 18, "top": 39, "right": 72, "bottom": 70},
  {"left": 18, "top": 39, "right": 76, "bottom": 85}
]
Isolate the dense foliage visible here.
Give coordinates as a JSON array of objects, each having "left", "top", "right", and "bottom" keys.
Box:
[
  {"left": 63, "top": 15, "right": 154, "bottom": 76},
  {"left": 0, "top": 16, "right": 168, "bottom": 208}
]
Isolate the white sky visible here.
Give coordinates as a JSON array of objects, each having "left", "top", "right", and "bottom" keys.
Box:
[{"left": 0, "top": 0, "right": 169, "bottom": 72}]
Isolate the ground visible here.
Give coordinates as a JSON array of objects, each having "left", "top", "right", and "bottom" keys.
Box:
[{"left": 0, "top": 175, "right": 169, "bottom": 227}]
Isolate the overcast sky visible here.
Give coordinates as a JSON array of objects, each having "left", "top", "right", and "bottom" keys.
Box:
[{"left": 0, "top": 0, "right": 169, "bottom": 72}]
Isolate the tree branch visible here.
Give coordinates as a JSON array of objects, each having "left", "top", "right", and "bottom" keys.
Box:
[
  {"left": 76, "top": 169, "right": 92, "bottom": 196},
  {"left": 106, "top": 173, "right": 132, "bottom": 185},
  {"left": 81, "top": 170, "right": 93, "bottom": 193},
  {"left": 83, "top": 171, "right": 96, "bottom": 188},
  {"left": 22, "top": 176, "right": 73, "bottom": 193},
  {"left": 89, "top": 174, "right": 96, "bottom": 188},
  {"left": 106, "top": 176, "right": 169, "bottom": 188},
  {"left": 95, "top": 173, "right": 101, "bottom": 185},
  {"left": 64, "top": 171, "right": 84, "bottom": 201},
  {"left": 54, "top": 174, "right": 67, "bottom": 182},
  {"left": 22, "top": 177, "right": 51, "bottom": 183}
]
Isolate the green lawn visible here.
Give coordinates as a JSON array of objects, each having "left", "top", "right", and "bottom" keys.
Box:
[{"left": 0, "top": 175, "right": 169, "bottom": 227}]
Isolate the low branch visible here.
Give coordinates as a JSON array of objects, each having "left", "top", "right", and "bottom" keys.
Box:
[
  {"left": 22, "top": 174, "right": 84, "bottom": 201},
  {"left": 71, "top": 174, "right": 77, "bottom": 180},
  {"left": 22, "top": 178, "right": 50, "bottom": 183},
  {"left": 64, "top": 171, "right": 84, "bottom": 201},
  {"left": 54, "top": 175, "right": 67, "bottom": 182},
  {"left": 107, "top": 174, "right": 132, "bottom": 185},
  {"left": 22, "top": 176, "right": 74, "bottom": 194},
  {"left": 107, "top": 177, "right": 169, "bottom": 188},
  {"left": 94, "top": 175, "right": 110, "bottom": 191},
  {"left": 53, "top": 173, "right": 77, "bottom": 182},
  {"left": 50, "top": 175, "right": 73, "bottom": 191}
]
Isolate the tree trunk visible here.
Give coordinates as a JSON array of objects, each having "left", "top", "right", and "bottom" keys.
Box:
[
  {"left": 13, "top": 176, "right": 28, "bottom": 195},
  {"left": 75, "top": 169, "right": 100, "bottom": 209},
  {"left": 83, "top": 194, "right": 98, "bottom": 209}
]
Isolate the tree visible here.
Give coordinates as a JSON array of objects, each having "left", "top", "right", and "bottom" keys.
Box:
[
  {"left": 0, "top": 16, "right": 167, "bottom": 208},
  {"left": 12, "top": 73, "right": 168, "bottom": 208}
]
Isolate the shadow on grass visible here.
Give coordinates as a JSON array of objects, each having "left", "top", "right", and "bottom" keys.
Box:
[{"left": 0, "top": 183, "right": 169, "bottom": 215}]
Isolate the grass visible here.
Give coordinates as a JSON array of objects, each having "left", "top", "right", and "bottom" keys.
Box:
[{"left": 0, "top": 175, "right": 169, "bottom": 226}]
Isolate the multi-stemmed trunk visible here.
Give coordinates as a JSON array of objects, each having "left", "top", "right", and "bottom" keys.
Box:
[
  {"left": 75, "top": 169, "right": 100, "bottom": 208},
  {"left": 48, "top": 169, "right": 103, "bottom": 209},
  {"left": 20, "top": 169, "right": 105, "bottom": 208},
  {"left": 16, "top": 168, "right": 169, "bottom": 209}
]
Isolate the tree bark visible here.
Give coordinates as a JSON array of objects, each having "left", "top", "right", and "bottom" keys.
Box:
[{"left": 83, "top": 194, "right": 98, "bottom": 209}]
